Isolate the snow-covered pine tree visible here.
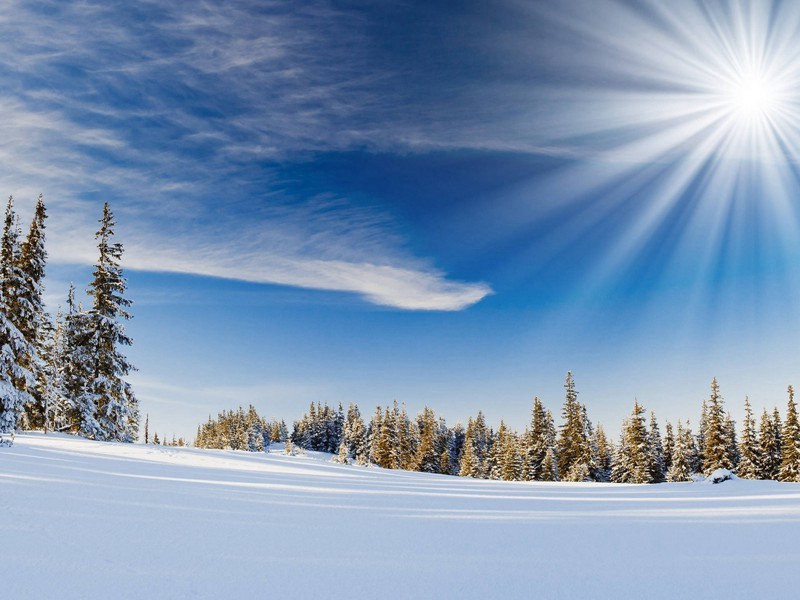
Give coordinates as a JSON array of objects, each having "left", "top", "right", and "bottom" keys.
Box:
[
  {"left": 696, "top": 399, "right": 707, "bottom": 468},
  {"left": 594, "top": 424, "right": 612, "bottom": 482},
  {"left": 367, "top": 405, "right": 382, "bottom": 464},
  {"left": 662, "top": 421, "right": 675, "bottom": 474},
  {"left": 0, "top": 197, "right": 35, "bottom": 437},
  {"left": 612, "top": 401, "right": 651, "bottom": 484},
  {"left": 557, "top": 371, "right": 582, "bottom": 477},
  {"left": 446, "top": 422, "right": 465, "bottom": 475},
  {"left": 17, "top": 195, "right": 48, "bottom": 429},
  {"left": 335, "top": 438, "right": 349, "bottom": 464},
  {"left": 737, "top": 397, "right": 759, "bottom": 479},
  {"left": 523, "top": 397, "right": 549, "bottom": 480},
  {"left": 502, "top": 431, "right": 523, "bottom": 481},
  {"left": 415, "top": 406, "right": 439, "bottom": 473},
  {"left": 557, "top": 372, "right": 593, "bottom": 481},
  {"left": 79, "top": 203, "right": 138, "bottom": 441},
  {"left": 540, "top": 445, "right": 558, "bottom": 481},
  {"left": 757, "top": 409, "right": 780, "bottom": 479},
  {"left": 779, "top": 385, "right": 800, "bottom": 482},
  {"left": 34, "top": 312, "right": 67, "bottom": 433},
  {"left": 666, "top": 421, "right": 694, "bottom": 482},
  {"left": 702, "top": 378, "right": 732, "bottom": 475},
  {"left": 647, "top": 411, "right": 665, "bottom": 483},
  {"left": 459, "top": 418, "right": 478, "bottom": 477},
  {"left": 723, "top": 413, "right": 739, "bottom": 470}
]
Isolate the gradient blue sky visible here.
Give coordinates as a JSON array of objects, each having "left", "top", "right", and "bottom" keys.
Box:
[{"left": 3, "top": 0, "right": 800, "bottom": 440}]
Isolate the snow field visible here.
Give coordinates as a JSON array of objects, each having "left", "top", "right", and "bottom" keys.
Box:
[{"left": 2, "top": 433, "right": 799, "bottom": 599}]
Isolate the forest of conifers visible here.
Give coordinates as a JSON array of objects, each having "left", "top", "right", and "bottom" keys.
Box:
[{"left": 195, "top": 373, "right": 800, "bottom": 484}]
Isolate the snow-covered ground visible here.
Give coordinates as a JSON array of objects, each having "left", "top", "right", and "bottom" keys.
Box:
[{"left": 2, "top": 433, "right": 799, "bottom": 599}]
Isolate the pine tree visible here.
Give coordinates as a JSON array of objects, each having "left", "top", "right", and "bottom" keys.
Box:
[
  {"left": 523, "top": 397, "right": 550, "bottom": 480},
  {"left": 663, "top": 421, "right": 675, "bottom": 474},
  {"left": 35, "top": 313, "right": 66, "bottom": 433},
  {"left": 0, "top": 197, "right": 35, "bottom": 435},
  {"left": 647, "top": 411, "right": 665, "bottom": 483},
  {"left": 757, "top": 409, "right": 780, "bottom": 479},
  {"left": 368, "top": 405, "right": 383, "bottom": 465},
  {"left": 779, "top": 385, "right": 800, "bottom": 482},
  {"left": 737, "top": 397, "right": 758, "bottom": 479},
  {"left": 144, "top": 414, "right": 150, "bottom": 444},
  {"left": 415, "top": 407, "right": 439, "bottom": 473},
  {"left": 540, "top": 445, "right": 558, "bottom": 481},
  {"left": 703, "top": 378, "right": 731, "bottom": 474},
  {"left": 17, "top": 195, "right": 48, "bottom": 429},
  {"left": 593, "top": 424, "right": 612, "bottom": 482},
  {"left": 459, "top": 418, "right": 479, "bottom": 477},
  {"left": 335, "top": 439, "right": 349, "bottom": 464},
  {"left": 612, "top": 401, "right": 651, "bottom": 483},
  {"left": 78, "top": 203, "right": 138, "bottom": 441},
  {"left": 667, "top": 421, "right": 694, "bottom": 482},
  {"left": 696, "top": 399, "right": 707, "bottom": 468},
  {"left": 723, "top": 413, "right": 739, "bottom": 470},
  {"left": 557, "top": 372, "right": 591, "bottom": 480}
]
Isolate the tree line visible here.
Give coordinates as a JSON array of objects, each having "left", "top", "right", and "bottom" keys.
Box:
[
  {"left": 196, "top": 373, "right": 800, "bottom": 483},
  {"left": 0, "top": 196, "right": 137, "bottom": 443}
]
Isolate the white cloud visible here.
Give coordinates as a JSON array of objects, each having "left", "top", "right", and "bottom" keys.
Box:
[{"left": 0, "top": 0, "right": 494, "bottom": 311}]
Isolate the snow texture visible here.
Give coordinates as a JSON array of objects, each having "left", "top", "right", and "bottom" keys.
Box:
[{"left": 2, "top": 433, "right": 799, "bottom": 599}]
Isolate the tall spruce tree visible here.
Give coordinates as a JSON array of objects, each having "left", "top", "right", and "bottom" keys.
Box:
[
  {"left": 666, "top": 421, "right": 694, "bottom": 482},
  {"left": 0, "top": 197, "right": 35, "bottom": 435},
  {"left": 737, "top": 397, "right": 759, "bottom": 479},
  {"left": 757, "top": 409, "right": 780, "bottom": 479},
  {"left": 779, "top": 385, "right": 800, "bottom": 482},
  {"left": 79, "top": 203, "right": 138, "bottom": 441},
  {"left": 523, "top": 397, "right": 549, "bottom": 480},
  {"left": 702, "top": 378, "right": 732, "bottom": 474},
  {"left": 647, "top": 411, "right": 666, "bottom": 483},
  {"left": 557, "top": 372, "right": 591, "bottom": 480},
  {"left": 663, "top": 421, "right": 675, "bottom": 474},
  {"left": 17, "top": 195, "right": 48, "bottom": 428},
  {"left": 612, "top": 401, "right": 651, "bottom": 484}
]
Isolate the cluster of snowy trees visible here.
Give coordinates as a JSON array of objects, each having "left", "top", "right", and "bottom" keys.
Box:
[
  {"left": 198, "top": 372, "right": 800, "bottom": 483},
  {"left": 194, "top": 405, "right": 288, "bottom": 451},
  {"left": 0, "top": 196, "right": 137, "bottom": 442}
]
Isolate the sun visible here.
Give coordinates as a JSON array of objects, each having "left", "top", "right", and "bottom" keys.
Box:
[{"left": 727, "top": 73, "right": 778, "bottom": 119}]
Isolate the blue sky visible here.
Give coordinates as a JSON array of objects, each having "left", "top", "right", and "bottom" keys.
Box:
[{"left": 2, "top": 0, "right": 800, "bottom": 440}]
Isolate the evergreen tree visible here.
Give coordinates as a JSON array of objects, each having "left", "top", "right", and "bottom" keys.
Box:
[
  {"left": 335, "top": 439, "right": 349, "bottom": 464},
  {"left": 77, "top": 204, "right": 137, "bottom": 441},
  {"left": 144, "top": 414, "right": 150, "bottom": 444},
  {"left": 666, "top": 421, "right": 694, "bottom": 482},
  {"left": 459, "top": 418, "right": 479, "bottom": 477},
  {"left": 612, "top": 401, "right": 651, "bottom": 484},
  {"left": 593, "top": 424, "right": 612, "bottom": 482},
  {"left": 737, "top": 397, "right": 758, "bottom": 479},
  {"left": 415, "top": 407, "right": 439, "bottom": 473},
  {"left": 663, "top": 421, "right": 675, "bottom": 474},
  {"left": 779, "top": 385, "right": 800, "bottom": 482},
  {"left": 35, "top": 312, "right": 66, "bottom": 433},
  {"left": 647, "top": 411, "right": 665, "bottom": 483},
  {"left": 523, "top": 397, "right": 550, "bottom": 480},
  {"left": 17, "top": 195, "right": 48, "bottom": 428},
  {"left": 757, "top": 409, "right": 781, "bottom": 479},
  {"left": 723, "top": 413, "right": 738, "bottom": 470},
  {"left": 557, "top": 372, "right": 591, "bottom": 480},
  {"left": 702, "top": 378, "right": 731, "bottom": 474},
  {"left": 0, "top": 197, "right": 35, "bottom": 435}
]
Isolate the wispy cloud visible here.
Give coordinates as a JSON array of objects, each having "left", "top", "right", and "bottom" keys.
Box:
[{"left": 0, "top": 0, "right": 494, "bottom": 310}]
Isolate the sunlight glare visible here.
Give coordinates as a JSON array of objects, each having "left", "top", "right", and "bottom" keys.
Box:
[{"left": 727, "top": 74, "right": 777, "bottom": 119}]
